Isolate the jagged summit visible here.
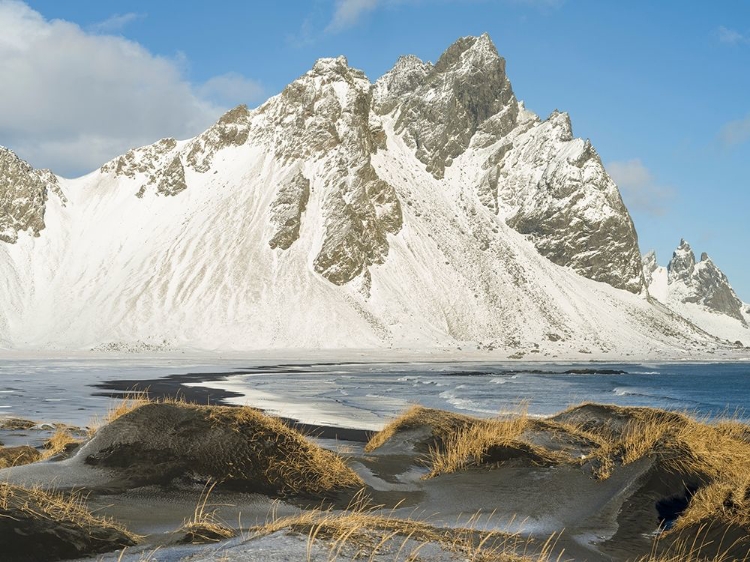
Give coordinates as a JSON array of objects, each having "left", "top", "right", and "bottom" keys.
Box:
[
  {"left": 644, "top": 242, "right": 747, "bottom": 337},
  {"left": 0, "top": 35, "right": 739, "bottom": 353},
  {"left": 667, "top": 240, "right": 745, "bottom": 323}
]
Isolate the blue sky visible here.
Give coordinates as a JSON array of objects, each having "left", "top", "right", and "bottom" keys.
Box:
[{"left": 3, "top": 0, "right": 749, "bottom": 299}]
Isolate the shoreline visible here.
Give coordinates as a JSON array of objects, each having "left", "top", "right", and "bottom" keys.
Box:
[
  {"left": 1, "top": 346, "right": 749, "bottom": 363},
  {"left": 93, "top": 370, "right": 372, "bottom": 442}
]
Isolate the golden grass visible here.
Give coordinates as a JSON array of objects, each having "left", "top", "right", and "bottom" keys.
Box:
[
  {"left": 204, "top": 404, "right": 364, "bottom": 495},
  {"left": 675, "top": 478, "right": 750, "bottom": 532},
  {"left": 0, "top": 482, "right": 139, "bottom": 542},
  {"left": 368, "top": 402, "right": 750, "bottom": 536},
  {"left": 88, "top": 390, "right": 152, "bottom": 436},
  {"left": 178, "top": 481, "right": 236, "bottom": 544},
  {"left": 365, "top": 405, "right": 476, "bottom": 453},
  {"left": 41, "top": 427, "right": 82, "bottom": 459},
  {"left": 85, "top": 394, "right": 363, "bottom": 497},
  {"left": 428, "top": 404, "right": 565, "bottom": 477},
  {"left": 0, "top": 444, "right": 41, "bottom": 468},
  {"left": 637, "top": 523, "right": 750, "bottom": 562},
  {"left": 250, "top": 493, "right": 562, "bottom": 562}
]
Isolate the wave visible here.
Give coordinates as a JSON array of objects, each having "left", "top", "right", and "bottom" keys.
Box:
[{"left": 611, "top": 387, "right": 701, "bottom": 405}]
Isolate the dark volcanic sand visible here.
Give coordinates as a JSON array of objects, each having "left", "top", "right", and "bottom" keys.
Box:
[{"left": 93, "top": 370, "right": 371, "bottom": 442}]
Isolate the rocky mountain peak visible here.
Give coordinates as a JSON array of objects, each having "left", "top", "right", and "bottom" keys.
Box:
[
  {"left": 668, "top": 239, "right": 696, "bottom": 283},
  {"left": 433, "top": 32, "right": 502, "bottom": 74},
  {"left": 312, "top": 55, "right": 352, "bottom": 75},
  {"left": 0, "top": 147, "right": 63, "bottom": 244},
  {"left": 23, "top": 35, "right": 644, "bottom": 299},
  {"left": 665, "top": 240, "right": 745, "bottom": 323},
  {"left": 375, "top": 33, "right": 516, "bottom": 179}
]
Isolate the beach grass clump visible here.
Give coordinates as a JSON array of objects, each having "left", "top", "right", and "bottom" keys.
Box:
[
  {"left": 0, "top": 482, "right": 138, "bottom": 561},
  {"left": 85, "top": 399, "right": 363, "bottom": 497},
  {"left": 0, "top": 444, "right": 42, "bottom": 468},
  {"left": 427, "top": 405, "right": 564, "bottom": 477},
  {"left": 249, "top": 494, "right": 560, "bottom": 562},
  {"left": 87, "top": 390, "right": 152, "bottom": 436},
  {"left": 637, "top": 522, "right": 750, "bottom": 562},
  {"left": 41, "top": 428, "right": 83, "bottom": 460},
  {"left": 525, "top": 403, "right": 750, "bottom": 535},
  {"left": 364, "top": 404, "right": 476, "bottom": 453},
  {"left": 178, "top": 481, "right": 236, "bottom": 544},
  {"left": 367, "top": 403, "right": 563, "bottom": 477}
]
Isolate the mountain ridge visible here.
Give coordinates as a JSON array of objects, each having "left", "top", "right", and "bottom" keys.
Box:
[{"left": 0, "top": 34, "right": 746, "bottom": 354}]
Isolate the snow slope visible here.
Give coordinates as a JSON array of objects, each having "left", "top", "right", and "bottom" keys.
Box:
[
  {"left": 0, "top": 35, "right": 739, "bottom": 356},
  {"left": 643, "top": 245, "right": 750, "bottom": 346}
]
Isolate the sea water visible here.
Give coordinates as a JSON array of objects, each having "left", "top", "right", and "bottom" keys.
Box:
[{"left": 0, "top": 359, "right": 748, "bottom": 428}]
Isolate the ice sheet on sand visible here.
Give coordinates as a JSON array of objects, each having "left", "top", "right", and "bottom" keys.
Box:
[{"left": 187, "top": 378, "right": 387, "bottom": 431}]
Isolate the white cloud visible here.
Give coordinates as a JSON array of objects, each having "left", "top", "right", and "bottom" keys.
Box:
[
  {"left": 0, "top": 1, "right": 263, "bottom": 177},
  {"left": 719, "top": 114, "right": 750, "bottom": 147},
  {"left": 607, "top": 159, "right": 675, "bottom": 217},
  {"left": 718, "top": 25, "right": 749, "bottom": 45},
  {"left": 88, "top": 12, "right": 143, "bottom": 34},
  {"left": 326, "top": 0, "right": 380, "bottom": 33}
]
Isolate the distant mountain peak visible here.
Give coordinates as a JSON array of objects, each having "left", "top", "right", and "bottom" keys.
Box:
[{"left": 664, "top": 240, "right": 745, "bottom": 323}]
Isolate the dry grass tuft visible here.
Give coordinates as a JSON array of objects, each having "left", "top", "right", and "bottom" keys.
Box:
[
  {"left": 84, "top": 396, "right": 363, "bottom": 497},
  {"left": 428, "top": 404, "right": 564, "bottom": 477},
  {"left": 178, "top": 481, "right": 236, "bottom": 544},
  {"left": 369, "top": 402, "right": 750, "bottom": 536},
  {"left": 250, "top": 492, "right": 562, "bottom": 562},
  {"left": 637, "top": 523, "right": 750, "bottom": 562},
  {"left": 0, "top": 444, "right": 42, "bottom": 468},
  {"left": 88, "top": 390, "right": 152, "bottom": 436},
  {"left": 675, "top": 479, "right": 750, "bottom": 532},
  {"left": 204, "top": 404, "right": 364, "bottom": 495},
  {"left": 41, "top": 427, "right": 82, "bottom": 459},
  {"left": 0, "top": 482, "right": 139, "bottom": 557},
  {"left": 365, "top": 405, "right": 476, "bottom": 453}
]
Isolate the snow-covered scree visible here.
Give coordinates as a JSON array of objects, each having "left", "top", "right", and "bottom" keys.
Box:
[{"left": 0, "top": 34, "right": 745, "bottom": 355}]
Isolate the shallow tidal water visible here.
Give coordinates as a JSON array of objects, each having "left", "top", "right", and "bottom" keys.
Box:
[{"left": 0, "top": 358, "right": 749, "bottom": 428}]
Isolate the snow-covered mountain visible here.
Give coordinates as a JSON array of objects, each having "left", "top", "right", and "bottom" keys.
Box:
[
  {"left": 644, "top": 241, "right": 749, "bottom": 346},
  {"left": 0, "top": 34, "right": 742, "bottom": 356}
]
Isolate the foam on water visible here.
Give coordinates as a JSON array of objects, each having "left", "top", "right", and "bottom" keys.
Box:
[{"left": 1, "top": 360, "right": 749, "bottom": 429}]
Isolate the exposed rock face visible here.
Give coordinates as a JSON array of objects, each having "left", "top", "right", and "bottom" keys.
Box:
[
  {"left": 256, "top": 56, "right": 402, "bottom": 284},
  {"left": 0, "top": 147, "right": 62, "bottom": 243},
  {"left": 268, "top": 171, "right": 310, "bottom": 250},
  {"left": 101, "top": 137, "right": 187, "bottom": 197},
  {"left": 642, "top": 250, "right": 658, "bottom": 287},
  {"left": 375, "top": 34, "right": 517, "bottom": 179},
  {"left": 102, "top": 106, "right": 251, "bottom": 196},
  {"left": 502, "top": 114, "right": 644, "bottom": 293},
  {"left": 375, "top": 35, "right": 644, "bottom": 293},
  {"left": 186, "top": 104, "right": 251, "bottom": 172},
  {"left": 667, "top": 239, "right": 696, "bottom": 284},
  {"left": 666, "top": 240, "right": 745, "bottom": 322}
]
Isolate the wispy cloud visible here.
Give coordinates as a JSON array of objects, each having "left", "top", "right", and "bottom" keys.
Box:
[
  {"left": 326, "top": 0, "right": 380, "bottom": 33},
  {"left": 323, "top": 0, "right": 562, "bottom": 34},
  {"left": 89, "top": 12, "right": 144, "bottom": 34},
  {"left": 607, "top": 159, "right": 676, "bottom": 217},
  {"left": 719, "top": 114, "right": 750, "bottom": 147},
  {"left": 717, "top": 25, "right": 749, "bottom": 45}
]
